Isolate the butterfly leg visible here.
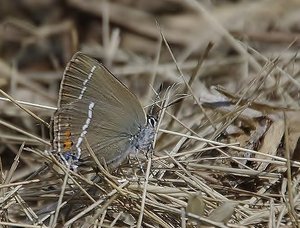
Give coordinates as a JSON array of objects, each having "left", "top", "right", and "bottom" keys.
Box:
[
  {"left": 145, "top": 144, "right": 154, "bottom": 160},
  {"left": 134, "top": 154, "right": 145, "bottom": 176}
]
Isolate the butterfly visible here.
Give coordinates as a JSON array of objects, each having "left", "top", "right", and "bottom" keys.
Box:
[{"left": 51, "top": 52, "right": 157, "bottom": 170}]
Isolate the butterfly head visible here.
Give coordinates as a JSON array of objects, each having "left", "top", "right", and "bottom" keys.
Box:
[{"left": 130, "top": 115, "right": 157, "bottom": 153}]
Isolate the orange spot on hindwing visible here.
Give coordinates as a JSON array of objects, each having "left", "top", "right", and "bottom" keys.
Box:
[{"left": 63, "top": 129, "right": 73, "bottom": 150}]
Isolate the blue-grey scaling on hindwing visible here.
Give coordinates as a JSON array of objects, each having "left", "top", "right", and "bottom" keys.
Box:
[{"left": 51, "top": 52, "right": 156, "bottom": 170}]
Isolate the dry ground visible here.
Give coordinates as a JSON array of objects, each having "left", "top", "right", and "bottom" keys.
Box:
[{"left": 0, "top": 0, "right": 300, "bottom": 227}]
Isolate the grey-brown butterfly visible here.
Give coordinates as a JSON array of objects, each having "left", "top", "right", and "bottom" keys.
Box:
[{"left": 51, "top": 52, "right": 157, "bottom": 170}]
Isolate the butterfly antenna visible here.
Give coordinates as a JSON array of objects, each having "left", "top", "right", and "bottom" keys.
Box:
[{"left": 148, "top": 83, "right": 163, "bottom": 119}]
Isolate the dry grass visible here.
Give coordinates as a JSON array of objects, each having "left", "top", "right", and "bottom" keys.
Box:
[{"left": 0, "top": 0, "right": 300, "bottom": 227}]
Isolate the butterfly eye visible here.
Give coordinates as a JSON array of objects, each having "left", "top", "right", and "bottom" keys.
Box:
[{"left": 147, "top": 116, "right": 157, "bottom": 128}]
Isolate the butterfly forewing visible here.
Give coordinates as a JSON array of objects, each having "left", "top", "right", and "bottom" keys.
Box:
[{"left": 53, "top": 52, "right": 146, "bottom": 167}]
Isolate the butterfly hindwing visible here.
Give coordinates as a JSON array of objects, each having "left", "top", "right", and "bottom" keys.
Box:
[{"left": 52, "top": 52, "right": 146, "bottom": 167}]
